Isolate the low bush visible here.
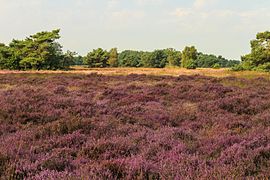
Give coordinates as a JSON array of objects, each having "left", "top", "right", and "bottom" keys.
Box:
[{"left": 0, "top": 74, "right": 269, "bottom": 178}]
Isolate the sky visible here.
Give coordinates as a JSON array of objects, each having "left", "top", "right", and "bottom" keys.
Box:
[{"left": 0, "top": 0, "right": 270, "bottom": 60}]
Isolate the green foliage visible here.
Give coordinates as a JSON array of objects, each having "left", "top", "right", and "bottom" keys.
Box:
[
  {"left": 118, "top": 50, "right": 142, "bottom": 67},
  {"left": 254, "top": 62, "right": 270, "bottom": 72},
  {"left": 247, "top": 31, "right": 270, "bottom": 66},
  {"left": 212, "top": 63, "right": 221, "bottom": 69},
  {"left": 61, "top": 51, "right": 78, "bottom": 69},
  {"left": 0, "top": 29, "right": 67, "bottom": 70},
  {"left": 237, "top": 31, "right": 270, "bottom": 71},
  {"left": 231, "top": 60, "right": 255, "bottom": 71},
  {"left": 142, "top": 50, "right": 168, "bottom": 68},
  {"left": 231, "top": 64, "right": 245, "bottom": 71},
  {"left": 85, "top": 48, "right": 109, "bottom": 68},
  {"left": 241, "top": 60, "right": 255, "bottom": 70},
  {"left": 186, "top": 60, "right": 197, "bottom": 69},
  {"left": 70, "top": 54, "right": 84, "bottom": 66},
  {"left": 0, "top": 44, "right": 12, "bottom": 69},
  {"left": 195, "top": 53, "right": 239, "bottom": 68},
  {"left": 226, "top": 60, "right": 240, "bottom": 67},
  {"left": 140, "top": 52, "right": 151, "bottom": 67},
  {"left": 118, "top": 49, "right": 181, "bottom": 68},
  {"left": 196, "top": 53, "right": 218, "bottom": 68},
  {"left": 181, "top": 46, "right": 198, "bottom": 68},
  {"left": 115, "top": 48, "right": 235, "bottom": 69},
  {"left": 165, "top": 48, "right": 181, "bottom": 67},
  {"left": 108, "top": 48, "right": 118, "bottom": 67}
]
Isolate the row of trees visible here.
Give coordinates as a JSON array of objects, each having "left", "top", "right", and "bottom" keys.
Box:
[
  {"left": 84, "top": 47, "right": 239, "bottom": 69},
  {"left": 180, "top": 46, "right": 239, "bottom": 69},
  {"left": 84, "top": 48, "right": 182, "bottom": 68},
  {"left": 0, "top": 29, "right": 240, "bottom": 70}
]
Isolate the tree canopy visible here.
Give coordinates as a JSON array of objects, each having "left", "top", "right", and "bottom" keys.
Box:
[
  {"left": 142, "top": 50, "right": 168, "bottom": 68},
  {"left": 85, "top": 48, "right": 109, "bottom": 68},
  {"left": 0, "top": 29, "right": 70, "bottom": 70},
  {"left": 80, "top": 47, "right": 239, "bottom": 69},
  {"left": 181, "top": 46, "right": 198, "bottom": 69},
  {"left": 242, "top": 31, "right": 270, "bottom": 66},
  {"left": 196, "top": 53, "right": 239, "bottom": 68},
  {"left": 118, "top": 50, "right": 143, "bottom": 67},
  {"left": 233, "top": 31, "right": 270, "bottom": 71},
  {"left": 166, "top": 48, "right": 181, "bottom": 67},
  {"left": 108, "top": 48, "right": 118, "bottom": 67}
]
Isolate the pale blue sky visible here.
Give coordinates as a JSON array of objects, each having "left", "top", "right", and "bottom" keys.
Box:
[{"left": 0, "top": 0, "right": 270, "bottom": 60}]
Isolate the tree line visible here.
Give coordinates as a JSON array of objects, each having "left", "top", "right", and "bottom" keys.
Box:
[
  {"left": 85, "top": 46, "right": 239, "bottom": 69},
  {"left": 4, "top": 29, "right": 265, "bottom": 71}
]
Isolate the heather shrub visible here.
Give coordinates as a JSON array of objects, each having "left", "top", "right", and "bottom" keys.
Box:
[
  {"left": 219, "top": 96, "right": 254, "bottom": 115},
  {"left": 0, "top": 73, "right": 269, "bottom": 178},
  {"left": 248, "top": 149, "right": 270, "bottom": 176},
  {"left": 52, "top": 118, "right": 87, "bottom": 135},
  {"left": 0, "top": 153, "right": 9, "bottom": 176},
  {"left": 41, "top": 157, "right": 72, "bottom": 172}
]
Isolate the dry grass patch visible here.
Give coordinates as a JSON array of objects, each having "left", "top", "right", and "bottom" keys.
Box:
[
  {"left": 182, "top": 102, "right": 198, "bottom": 113},
  {"left": 0, "top": 84, "right": 15, "bottom": 90},
  {"left": 221, "top": 79, "right": 248, "bottom": 88},
  {"left": 67, "top": 86, "right": 81, "bottom": 91},
  {"left": 1, "top": 67, "right": 270, "bottom": 80}
]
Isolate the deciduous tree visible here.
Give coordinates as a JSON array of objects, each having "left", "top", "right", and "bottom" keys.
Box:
[
  {"left": 181, "top": 46, "right": 198, "bottom": 68},
  {"left": 108, "top": 48, "right": 118, "bottom": 67}
]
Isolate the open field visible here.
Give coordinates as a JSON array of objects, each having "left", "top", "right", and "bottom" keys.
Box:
[
  {"left": 0, "top": 70, "right": 269, "bottom": 179},
  {"left": 0, "top": 67, "right": 270, "bottom": 79}
]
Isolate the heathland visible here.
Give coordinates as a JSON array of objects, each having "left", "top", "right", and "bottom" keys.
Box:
[
  {"left": 1, "top": 29, "right": 270, "bottom": 179},
  {"left": 0, "top": 68, "right": 269, "bottom": 179}
]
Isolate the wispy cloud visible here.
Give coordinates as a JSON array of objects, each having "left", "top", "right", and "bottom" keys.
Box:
[
  {"left": 170, "top": 8, "right": 192, "bottom": 18},
  {"left": 134, "top": 0, "right": 164, "bottom": 5},
  {"left": 193, "top": 0, "right": 217, "bottom": 9},
  {"left": 111, "top": 10, "right": 145, "bottom": 19},
  {"left": 107, "top": 0, "right": 120, "bottom": 9}
]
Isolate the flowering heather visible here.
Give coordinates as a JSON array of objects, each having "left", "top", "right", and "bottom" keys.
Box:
[{"left": 0, "top": 73, "right": 269, "bottom": 179}]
